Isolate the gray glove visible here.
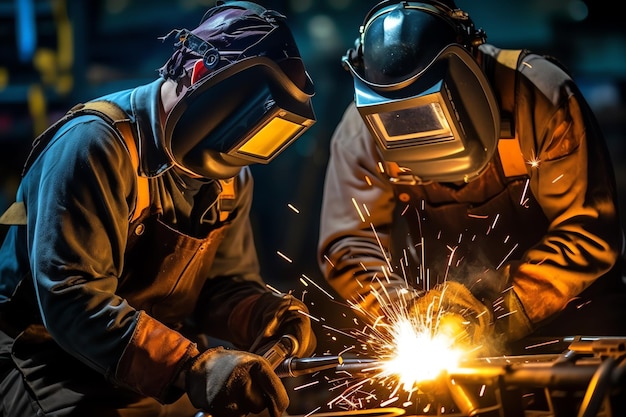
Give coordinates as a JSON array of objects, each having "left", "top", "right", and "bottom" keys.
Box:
[{"left": 185, "top": 347, "right": 288, "bottom": 417}]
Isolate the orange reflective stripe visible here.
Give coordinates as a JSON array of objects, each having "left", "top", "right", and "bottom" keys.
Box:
[
  {"left": 498, "top": 138, "right": 527, "bottom": 177},
  {"left": 80, "top": 101, "right": 150, "bottom": 222},
  {"left": 115, "top": 121, "right": 150, "bottom": 222},
  {"left": 495, "top": 49, "right": 528, "bottom": 178}
]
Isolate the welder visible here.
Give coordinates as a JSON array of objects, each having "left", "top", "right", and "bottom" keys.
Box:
[
  {"left": 318, "top": 0, "right": 626, "bottom": 355},
  {"left": 0, "top": 1, "right": 316, "bottom": 416}
]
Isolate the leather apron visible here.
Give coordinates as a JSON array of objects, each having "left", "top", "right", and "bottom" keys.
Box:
[{"left": 1, "top": 211, "right": 228, "bottom": 415}]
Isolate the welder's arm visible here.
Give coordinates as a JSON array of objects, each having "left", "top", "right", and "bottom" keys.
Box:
[
  {"left": 318, "top": 104, "right": 408, "bottom": 317},
  {"left": 500, "top": 83, "right": 622, "bottom": 339},
  {"left": 193, "top": 168, "right": 315, "bottom": 358},
  {"left": 195, "top": 278, "right": 317, "bottom": 358},
  {"left": 22, "top": 120, "right": 199, "bottom": 402}
]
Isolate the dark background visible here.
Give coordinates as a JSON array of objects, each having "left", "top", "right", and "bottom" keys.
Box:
[{"left": 1, "top": 0, "right": 625, "bottom": 329}]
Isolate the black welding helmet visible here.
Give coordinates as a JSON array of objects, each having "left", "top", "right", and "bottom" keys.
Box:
[
  {"left": 343, "top": 1, "right": 499, "bottom": 184},
  {"left": 159, "top": 1, "right": 315, "bottom": 178}
]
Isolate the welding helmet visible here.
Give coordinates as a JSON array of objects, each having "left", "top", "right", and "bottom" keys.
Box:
[
  {"left": 159, "top": 1, "right": 316, "bottom": 178},
  {"left": 343, "top": 1, "right": 499, "bottom": 184}
]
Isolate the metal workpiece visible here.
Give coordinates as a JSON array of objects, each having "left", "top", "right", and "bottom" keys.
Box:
[{"left": 284, "top": 337, "right": 626, "bottom": 417}]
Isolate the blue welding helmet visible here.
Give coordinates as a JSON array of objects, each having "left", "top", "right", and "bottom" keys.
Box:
[
  {"left": 160, "top": 1, "right": 315, "bottom": 179},
  {"left": 343, "top": 1, "right": 499, "bottom": 184}
]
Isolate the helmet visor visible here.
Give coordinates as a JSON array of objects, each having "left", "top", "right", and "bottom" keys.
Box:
[
  {"left": 348, "top": 44, "right": 499, "bottom": 183},
  {"left": 165, "top": 56, "right": 315, "bottom": 176}
]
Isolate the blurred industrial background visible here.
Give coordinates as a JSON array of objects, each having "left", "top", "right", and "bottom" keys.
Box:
[{"left": 1, "top": 0, "right": 625, "bottom": 301}]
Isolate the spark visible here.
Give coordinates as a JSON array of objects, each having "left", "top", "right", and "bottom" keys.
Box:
[
  {"left": 322, "top": 323, "right": 355, "bottom": 339},
  {"left": 315, "top": 285, "right": 471, "bottom": 412},
  {"left": 304, "top": 407, "right": 321, "bottom": 417},
  {"left": 552, "top": 174, "right": 564, "bottom": 183},
  {"left": 352, "top": 198, "right": 366, "bottom": 222},
  {"left": 287, "top": 203, "right": 300, "bottom": 213},
  {"left": 527, "top": 153, "right": 541, "bottom": 168},
  {"left": 496, "top": 310, "right": 518, "bottom": 320},
  {"left": 265, "top": 284, "right": 282, "bottom": 294},
  {"left": 339, "top": 345, "right": 356, "bottom": 356},
  {"left": 443, "top": 245, "right": 458, "bottom": 282},
  {"left": 380, "top": 397, "right": 399, "bottom": 407},
  {"left": 520, "top": 178, "right": 530, "bottom": 205},
  {"left": 495, "top": 243, "right": 519, "bottom": 270},
  {"left": 491, "top": 213, "right": 500, "bottom": 229},
  {"left": 276, "top": 251, "right": 292, "bottom": 263},
  {"left": 525, "top": 338, "right": 561, "bottom": 350},
  {"left": 304, "top": 407, "right": 322, "bottom": 417},
  {"left": 295, "top": 380, "right": 321, "bottom": 391},
  {"left": 467, "top": 213, "right": 489, "bottom": 219},
  {"left": 282, "top": 194, "right": 521, "bottom": 414},
  {"left": 299, "top": 309, "right": 321, "bottom": 322},
  {"left": 301, "top": 274, "right": 335, "bottom": 300},
  {"left": 371, "top": 223, "right": 393, "bottom": 270}
]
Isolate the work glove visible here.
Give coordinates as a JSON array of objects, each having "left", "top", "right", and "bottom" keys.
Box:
[
  {"left": 248, "top": 292, "right": 317, "bottom": 359},
  {"left": 411, "top": 281, "right": 493, "bottom": 349},
  {"left": 185, "top": 346, "right": 288, "bottom": 417}
]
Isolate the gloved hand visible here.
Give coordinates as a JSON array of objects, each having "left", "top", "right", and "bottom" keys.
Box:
[
  {"left": 184, "top": 346, "right": 288, "bottom": 417},
  {"left": 410, "top": 281, "right": 492, "bottom": 348},
  {"left": 248, "top": 292, "right": 316, "bottom": 358}
]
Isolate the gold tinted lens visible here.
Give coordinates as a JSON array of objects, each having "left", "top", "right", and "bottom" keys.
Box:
[
  {"left": 369, "top": 99, "right": 453, "bottom": 146},
  {"left": 237, "top": 117, "right": 303, "bottom": 159}
]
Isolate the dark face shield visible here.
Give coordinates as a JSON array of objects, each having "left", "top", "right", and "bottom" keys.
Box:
[
  {"left": 346, "top": 44, "right": 499, "bottom": 184},
  {"left": 164, "top": 56, "right": 316, "bottom": 178}
]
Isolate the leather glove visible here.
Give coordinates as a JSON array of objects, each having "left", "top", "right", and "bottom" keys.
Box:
[
  {"left": 185, "top": 346, "right": 288, "bottom": 417},
  {"left": 411, "top": 281, "right": 493, "bottom": 348},
  {"left": 248, "top": 292, "right": 316, "bottom": 358}
]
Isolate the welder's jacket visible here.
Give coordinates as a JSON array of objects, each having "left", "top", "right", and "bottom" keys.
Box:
[
  {"left": 318, "top": 45, "right": 626, "bottom": 346},
  {"left": 0, "top": 78, "right": 268, "bottom": 403}
]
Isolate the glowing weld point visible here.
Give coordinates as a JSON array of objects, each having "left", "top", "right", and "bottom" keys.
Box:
[{"left": 380, "top": 317, "right": 463, "bottom": 390}]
